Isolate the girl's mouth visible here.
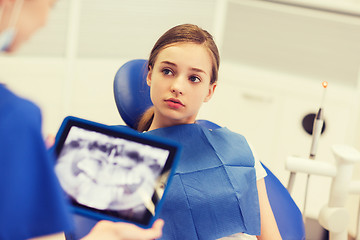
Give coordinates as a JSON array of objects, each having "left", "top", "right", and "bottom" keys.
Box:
[{"left": 165, "top": 98, "right": 184, "bottom": 109}]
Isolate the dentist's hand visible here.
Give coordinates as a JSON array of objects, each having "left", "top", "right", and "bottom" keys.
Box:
[
  {"left": 45, "top": 134, "right": 56, "bottom": 149},
  {"left": 81, "top": 219, "right": 164, "bottom": 240}
]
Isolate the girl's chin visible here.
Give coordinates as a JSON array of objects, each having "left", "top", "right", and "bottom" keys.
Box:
[{"left": 154, "top": 110, "right": 196, "bottom": 127}]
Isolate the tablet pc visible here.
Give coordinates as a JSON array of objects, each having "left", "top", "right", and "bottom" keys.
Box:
[{"left": 53, "top": 116, "right": 180, "bottom": 228}]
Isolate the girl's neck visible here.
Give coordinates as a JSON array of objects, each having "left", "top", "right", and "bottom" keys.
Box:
[{"left": 148, "top": 112, "right": 196, "bottom": 131}]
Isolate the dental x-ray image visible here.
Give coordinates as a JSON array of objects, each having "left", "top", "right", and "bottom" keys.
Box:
[{"left": 55, "top": 125, "right": 170, "bottom": 223}]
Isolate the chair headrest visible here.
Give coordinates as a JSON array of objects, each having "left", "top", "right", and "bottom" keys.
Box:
[{"left": 113, "top": 59, "right": 153, "bottom": 129}]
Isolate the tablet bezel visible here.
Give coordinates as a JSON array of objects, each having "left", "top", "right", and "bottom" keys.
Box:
[{"left": 53, "top": 116, "right": 180, "bottom": 228}]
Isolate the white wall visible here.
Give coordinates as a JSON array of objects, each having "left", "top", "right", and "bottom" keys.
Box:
[{"left": 2, "top": 0, "right": 360, "bottom": 236}]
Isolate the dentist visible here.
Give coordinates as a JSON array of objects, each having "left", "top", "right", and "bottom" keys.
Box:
[{"left": 0, "top": 0, "right": 163, "bottom": 239}]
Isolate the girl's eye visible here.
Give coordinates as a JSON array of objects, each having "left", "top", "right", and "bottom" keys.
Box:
[
  {"left": 162, "top": 68, "right": 173, "bottom": 76},
  {"left": 189, "top": 76, "right": 201, "bottom": 83}
]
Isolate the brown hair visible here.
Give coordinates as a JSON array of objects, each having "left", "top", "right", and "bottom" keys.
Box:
[{"left": 137, "top": 24, "right": 220, "bottom": 132}]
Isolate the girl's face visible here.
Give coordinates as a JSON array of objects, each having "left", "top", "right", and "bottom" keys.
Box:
[{"left": 147, "top": 43, "right": 216, "bottom": 129}]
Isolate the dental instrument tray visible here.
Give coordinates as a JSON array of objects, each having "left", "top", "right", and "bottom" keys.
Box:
[{"left": 52, "top": 116, "right": 181, "bottom": 228}]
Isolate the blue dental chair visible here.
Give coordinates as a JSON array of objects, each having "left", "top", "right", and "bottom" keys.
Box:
[{"left": 113, "top": 59, "right": 305, "bottom": 240}]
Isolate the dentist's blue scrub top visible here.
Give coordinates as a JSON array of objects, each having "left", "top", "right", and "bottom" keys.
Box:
[{"left": 0, "top": 84, "right": 73, "bottom": 240}]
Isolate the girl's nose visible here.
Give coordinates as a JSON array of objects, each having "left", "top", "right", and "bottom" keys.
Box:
[{"left": 170, "top": 77, "right": 184, "bottom": 95}]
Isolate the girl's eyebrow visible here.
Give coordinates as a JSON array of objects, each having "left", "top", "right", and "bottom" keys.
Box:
[
  {"left": 160, "top": 61, "right": 176, "bottom": 67},
  {"left": 191, "top": 67, "right": 207, "bottom": 75},
  {"left": 160, "top": 61, "right": 207, "bottom": 75}
]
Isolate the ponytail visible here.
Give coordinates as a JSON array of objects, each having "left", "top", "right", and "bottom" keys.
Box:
[{"left": 137, "top": 106, "right": 154, "bottom": 132}]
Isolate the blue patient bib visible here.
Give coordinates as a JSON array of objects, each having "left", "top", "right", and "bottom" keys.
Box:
[{"left": 147, "top": 124, "right": 260, "bottom": 240}]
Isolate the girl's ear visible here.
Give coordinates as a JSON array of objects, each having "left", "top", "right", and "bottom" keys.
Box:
[
  {"left": 146, "top": 66, "right": 153, "bottom": 87},
  {"left": 204, "top": 83, "right": 217, "bottom": 102}
]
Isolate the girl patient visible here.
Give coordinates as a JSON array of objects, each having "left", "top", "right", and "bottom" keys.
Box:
[{"left": 136, "top": 23, "right": 282, "bottom": 240}]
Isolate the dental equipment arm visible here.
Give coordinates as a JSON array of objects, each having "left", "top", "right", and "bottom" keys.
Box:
[
  {"left": 286, "top": 144, "right": 360, "bottom": 240},
  {"left": 287, "top": 82, "right": 327, "bottom": 222}
]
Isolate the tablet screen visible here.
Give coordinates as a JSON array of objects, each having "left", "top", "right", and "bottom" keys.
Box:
[{"left": 53, "top": 117, "right": 180, "bottom": 227}]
